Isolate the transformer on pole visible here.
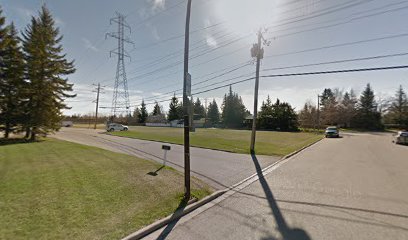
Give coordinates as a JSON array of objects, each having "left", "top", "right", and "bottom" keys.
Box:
[{"left": 106, "top": 12, "right": 134, "bottom": 119}]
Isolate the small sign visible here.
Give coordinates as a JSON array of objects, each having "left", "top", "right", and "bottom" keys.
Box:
[
  {"left": 185, "top": 73, "right": 191, "bottom": 96},
  {"left": 162, "top": 145, "right": 171, "bottom": 151}
]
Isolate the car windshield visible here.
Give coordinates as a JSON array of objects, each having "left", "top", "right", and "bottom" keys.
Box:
[{"left": 327, "top": 128, "right": 337, "bottom": 131}]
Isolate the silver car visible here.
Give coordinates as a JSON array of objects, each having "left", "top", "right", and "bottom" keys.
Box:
[
  {"left": 325, "top": 126, "right": 339, "bottom": 138},
  {"left": 394, "top": 131, "right": 408, "bottom": 145},
  {"left": 106, "top": 123, "right": 128, "bottom": 132}
]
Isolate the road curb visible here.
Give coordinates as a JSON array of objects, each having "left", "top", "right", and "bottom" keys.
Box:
[
  {"left": 121, "top": 190, "right": 227, "bottom": 240},
  {"left": 282, "top": 136, "right": 324, "bottom": 160}
]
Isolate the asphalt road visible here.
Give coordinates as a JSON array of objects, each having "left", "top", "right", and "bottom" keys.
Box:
[
  {"left": 144, "top": 132, "right": 408, "bottom": 240},
  {"left": 52, "top": 128, "right": 279, "bottom": 189}
]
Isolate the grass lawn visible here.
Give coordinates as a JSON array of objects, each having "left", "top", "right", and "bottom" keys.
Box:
[
  {"left": 111, "top": 127, "right": 323, "bottom": 156},
  {"left": 71, "top": 123, "right": 106, "bottom": 129},
  {"left": 0, "top": 138, "right": 210, "bottom": 240}
]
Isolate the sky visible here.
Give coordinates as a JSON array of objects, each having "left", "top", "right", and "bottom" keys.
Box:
[{"left": 1, "top": 0, "right": 407, "bottom": 116}]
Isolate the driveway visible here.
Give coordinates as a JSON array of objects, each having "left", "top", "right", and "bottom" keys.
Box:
[
  {"left": 144, "top": 132, "right": 408, "bottom": 240},
  {"left": 52, "top": 127, "right": 280, "bottom": 189}
]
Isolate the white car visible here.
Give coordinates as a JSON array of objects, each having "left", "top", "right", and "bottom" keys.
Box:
[
  {"left": 106, "top": 123, "right": 128, "bottom": 132},
  {"left": 325, "top": 126, "right": 339, "bottom": 138},
  {"left": 394, "top": 131, "right": 408, "bottom": 145}
]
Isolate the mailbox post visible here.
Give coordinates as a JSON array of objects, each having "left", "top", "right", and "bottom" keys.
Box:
[{"left": 162, "top": 145, "right": 171, "bottom": 166}]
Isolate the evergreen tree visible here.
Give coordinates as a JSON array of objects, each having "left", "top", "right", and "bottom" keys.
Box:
[
  {"left": 338, "top": 90, "right": 357, "bottom": 128},
  {"left": 22, "top": 6, "right": 76, "bottom": 140},
  {"left": 0, "top": 6, "right": 8, "bottom": 79},
  {"left": 0, "top": 7, "right": 9, "bottom": 136},
  {"left": 0, "top": 24, "right": 26, "bottom": 138},
  {"left": 207, "top": 99, "right": 220, "bottom": 126},
  {"left": 152, "top": 101, "right": 162, "bottom": 116},
  {"left": 193, "top": 97, "right": 206, "bottom": 119},
  {"left": 139, "top": 100, "right": 148, "bottom": 123},
  {"left": 388, "top": 85, "right": 408, "bottom": 128},
  {"left": 168, "top": 94, "right": 181, "bottom": 121},
  {"left": 221, "top": 86, "right": 247, "bottom": 128},
  {"left": 320, "top": 88, "right": 338, "bottom": 125},
  {"left": 298, "top": 101, "right": 318, "bottom": 129},
  {"left": 130, "top": 107, "right": 141, "bottom": 124},
  {"left": 352, "top": 84, "right": 383, "bottom": 130},
  {"left": 258, "top": 98, "right": 298, "bottom": 131}
]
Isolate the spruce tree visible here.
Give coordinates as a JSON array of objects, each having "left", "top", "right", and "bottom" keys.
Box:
[
  {"left": 22, "top": 6, "right": 76, "bottom": 140},
  {"left": 258, "top": 97, "right": 298, "bottom": 131},
  {"left": 168, "top": 94, "right": 180, "bottom": 121},
  {"left": 193, "top": 97, "right": 205, "bottom": 119},
  {"left": 0, "top": 6, "right": 8, "bottom": 97},
  {"left": 152, "top": 101, "right": 162, "bottom": 116},
  {"left": 353, "top": 84, "right": 383, "bottom": 130},
  {"left": 221, "top": 86, "right": 247, "bottom": 128},
  {"left": 207, "top": 99, "right": 220, "bottom": 126},
  {"left": 0, "top": 24, "right": 26, "bottom": 138},
  {"left": 388, "top": 85, "right": 408, "bottom": 128},
  {"left": 139, "top": 100, "right": 148, "bottom": 123},
  {"left": 0, "top": 7, "right": 9, "bottom": 136}
]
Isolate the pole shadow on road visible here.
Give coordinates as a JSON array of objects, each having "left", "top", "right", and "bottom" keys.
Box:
[
  {"left": 251, "top": 153, "right": 311, "bottom": 240},
  {"left": 154, "top": 198, "right": 188, "bottom": 240}
]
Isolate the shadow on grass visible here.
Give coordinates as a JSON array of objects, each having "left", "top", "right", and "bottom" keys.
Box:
[
  {"left": 154, "top": 197, "right": 189, "bottom": 240},
  {"left": 251, "top": 153, "right": 311, "bottom": 240},
  {"left": 147, "top": 166, "right": 165, "bottom": 176},
  {"left": 0, "top": 138, "right": 37, "bottom": 146}
]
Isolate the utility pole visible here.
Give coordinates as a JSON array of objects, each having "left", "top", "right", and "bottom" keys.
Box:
[
  {"left": 106, "top": 12, "right": 134, "bottom": 120},
  {"left": 250, "top": 29, "right": 265, "bottom": 154},
  {"left": 93, "top": 83, "right": 104, "bottom": 129},
  {"left": 204, "top": 98, "right": 208, "bottom": 127},
  {"left": 183, "top": 0, "right": 193, "bottom": 200},
  {"left": 317, "top": 94, "right": 321, "bottom": 131}
]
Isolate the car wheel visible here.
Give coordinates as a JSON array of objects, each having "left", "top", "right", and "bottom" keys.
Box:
[
  {"left": 110, "top": 128, "right": 114, "bottom": 132},
  {"left": 124, "top": 128, "right": 128, "bottom": 131}
]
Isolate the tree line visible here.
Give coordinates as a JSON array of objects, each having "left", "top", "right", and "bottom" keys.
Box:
[
  {"left": 131, "top": 86, "right": 299, "bottom": 131},
  {"left": 299, "top": 84, "right": 408, "bottom": 130},
  {"left": 0, "top": 6, "right": 75, "bottom": 140}
]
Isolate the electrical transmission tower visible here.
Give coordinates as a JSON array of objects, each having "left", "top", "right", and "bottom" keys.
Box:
[{"left": 106, "top": 12, "right": 134, "bottom": 118}]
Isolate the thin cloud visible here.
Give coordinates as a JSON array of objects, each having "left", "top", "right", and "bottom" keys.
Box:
[
  {"left": 206, "top": 35, "right": 218, "bottom": 48},
  {"left": 204, "top": 19, "right": 218, "bottom": 48},
  {"left": 149, "top": 0, "right": 166, "bottom": 11},
  {"left": 82, "top": 38, "right": 99, "bottom": 52}
]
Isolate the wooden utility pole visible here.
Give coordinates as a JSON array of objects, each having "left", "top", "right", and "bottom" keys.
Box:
[
  {"left": 93, "top": 83, "right": 101, "bottom": 129},
  {"left": 183, "top": 0, "right": 193, "bottom": 200},
  {"left": 250, "top": 29, "right": 264, "bottom": 154},
  {"left": 317, "top": 94, "right": 321, "bottom": 131}
]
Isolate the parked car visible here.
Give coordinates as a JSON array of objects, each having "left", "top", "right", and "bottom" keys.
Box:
[
  {"left": 394, "top": 131, "right": 408, "bottom": 145},
  {"left": 325, "top": 126, "right": 339, "bottom": 138},
  {"left": 61, "top": 121, "right": 73, "bottom": 127},
  {"left": 106, "top": 123, "right": 128, "bottom": 132}
]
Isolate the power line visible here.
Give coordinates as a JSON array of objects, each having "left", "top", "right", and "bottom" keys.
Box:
[
  {"left": 134, "top": 38, "right": 408, "bottom": 103},
  {"left": 125, "top": 2, "right": 408, "bottom": 86},
  {"left": 262, "top": 52, "right": 408, "bottom": 72},
  {"left": 139, "top": 57, "right": 408, "bottom": 106},
  {"left": 138, "top": 62, "right": 253, "bottom": 102},
  {"left": 129, "top": 22, "right": 224, "bottom": 53},
  {"left": 125, "top": 0, "right": 187, "bottom": 26},
  {"left": 93, "top": 0, "right": 399, "bottom": 87},
  {"left": 266, "top": 3, "right": 408, "bottom": 41},
  {"left": 194, "top": 65, "right": 408, "bottom": 96},
  {"left": 265, "top": 32, "right": 408, "bottom": 58}
]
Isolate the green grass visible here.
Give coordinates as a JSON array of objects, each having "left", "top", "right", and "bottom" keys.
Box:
[
  {"left": 111, "top": 127, "right": 323, "bottom": 156},
  {"left": 70, "top": 123, "right": 106, "bottom": 129},
  {"left": 0, "top": 138, "right": 211, "bottom": 240}
]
